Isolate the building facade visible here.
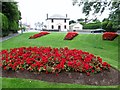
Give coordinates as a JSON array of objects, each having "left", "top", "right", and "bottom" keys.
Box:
[
  {"left": 69, "top": 22, "right": 83, "bottom": 31},
  {"left": 45, "top": 14, "right": 70, "bottom": 31}
]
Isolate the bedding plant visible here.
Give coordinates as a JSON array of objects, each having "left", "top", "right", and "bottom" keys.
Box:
[
  {"left": 29, "top": 32, "right": 50, "bottom": 39},
  {"left": 64, "top": 32, "right": 78, "bottom": 40},
  {"left": 1, "top": 46, "right": 110, "bottom": 76},
  {"left": 102, "top": 32, "right": 118, "bottom": 41}
]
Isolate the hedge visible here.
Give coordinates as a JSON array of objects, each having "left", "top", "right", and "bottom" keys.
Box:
[{"left": 0, "top": 13, "right": 9, "bottom": 37}]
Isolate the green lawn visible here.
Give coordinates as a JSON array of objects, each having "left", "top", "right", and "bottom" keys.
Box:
[
  {"left": 1, "top": 32, "right": 119, "bottom": 88},
  {"left": 1, "top": 77, "right": 119, "bottom": 88}
]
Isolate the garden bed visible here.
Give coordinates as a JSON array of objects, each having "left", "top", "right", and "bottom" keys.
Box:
[
  {"left": 103, "top": 32, "right": 118, "bottom": 41},
  {"left": 1, "top": 46, "right": 110, "bottom": 76},
  {"left": 29, "top": 32, "right": 50, "bottom": 39},
  {"left": 1, "top": 67, "right": 120, "bottom": 86},
  {"left": 64, "top": 32, "right": 78, "bottom": 40}
]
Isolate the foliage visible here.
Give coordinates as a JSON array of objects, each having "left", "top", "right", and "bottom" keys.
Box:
[
  {"left": 102, "top": 19, "right": 115, "bottom": 32},
  {"left": 2, "top": 2, "right": 21, "bottom": 21},
  {"left": 80, "top": 22, "right": 85, "bottom": 25},
  {"left": 72, "top": 0, "right": 120, "bottom": 31},
  {"left": 101, "top": 20, "right": 109, "bottom": 30},
  {"left": 83, "top": 22, "right": 101, "bottom": 29},
  {"left": 77, "top": 18, "right": 84, "bottom": 22},
  {"left": 9, "top": 20, "right": 19, "bottom": 33},
  {"left": 1, "top": 46, "right": 110, "bottom": 76},
  {"left": 0, "top": 13, "right": 9, "bottom": 37},
  {"left": 69, "top": 20, "right": 76, "bottom": 25},
  {"left": 1, "top": 2, "right": 21, "bottom": 36}
]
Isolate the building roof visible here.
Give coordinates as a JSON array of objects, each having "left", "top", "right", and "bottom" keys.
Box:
[
  {"left": 47, "top": 14, "right": 70, "bottom": 20},
  {"left": 69, "top": 22, "right": 83, "bottom": 27}
]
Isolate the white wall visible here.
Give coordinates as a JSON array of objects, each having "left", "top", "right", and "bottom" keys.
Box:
[
  {"left": 46, "top": 19, "right": 69, "bottom": 31},
  {"left": 70, "top": 23, "right": 83, "bottom": 31}
]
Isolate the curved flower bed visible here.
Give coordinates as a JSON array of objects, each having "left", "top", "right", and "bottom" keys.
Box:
[
  {"left": 64, "top": 32, "right": 78, "bottom": 40},
  {"left": 29, "top": 32, "right": 50, "bottom": 39},
  {"left": 1, "top": 47, "right": 110, "bottom": 76},
  {"left": 103, "top": 32, "right": 118, "bottom": 41}
]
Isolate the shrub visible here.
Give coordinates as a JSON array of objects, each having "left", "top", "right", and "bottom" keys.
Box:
[
  {"left": 9, "top": 20, "right": 19, "bottom": 33},
  {"left": 0, "top": 13, "right": 9, "bottom": 37},
  {"left": 83, "top": 22, "right": 101, "bottom": 29},
  {"left": 1, "top": 46, "right": 110, "bottom": 76},
  {"left": 102, "top": 32, "right": 118, "bottom": 41}
]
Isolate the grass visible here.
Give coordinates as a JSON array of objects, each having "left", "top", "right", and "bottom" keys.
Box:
[
  {"left": 1, "top": 77, "right": 119, "bottom": 88},
  {"left": 0, "top": 32, "right": 119, "bottom": 88}
]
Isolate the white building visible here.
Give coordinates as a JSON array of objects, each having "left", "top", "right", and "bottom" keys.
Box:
[
  {"left": 69, "top": 22, "right": 83, "bottom": 31},
  {"left": 45, "top": 14, "right": 70, "bottom": 31}
]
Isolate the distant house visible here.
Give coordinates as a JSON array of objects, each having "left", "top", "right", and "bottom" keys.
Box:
[
  {"left": 45, "top": 14, "right": 70, "bottom": 31},
  {"left": 69, "top": 22, "right": 83, "bottom": 31}
]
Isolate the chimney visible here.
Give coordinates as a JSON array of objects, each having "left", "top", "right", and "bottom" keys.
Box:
[
  {"left": 66, "top": 14, "right": 67, "bottom": 18},
  {"left": 46, "top": 13, "right": 48, "bottom": 19}
]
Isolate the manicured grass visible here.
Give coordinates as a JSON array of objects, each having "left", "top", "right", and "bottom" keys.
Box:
[
  {"left": 1, "top": 32, "right": 119, "bottom": 69},
  {"left": 1, "top": 77, "right": 119, "bottom": 88},
  {"left": 1, "top": 32, "right": 119, "bottom": 88}
]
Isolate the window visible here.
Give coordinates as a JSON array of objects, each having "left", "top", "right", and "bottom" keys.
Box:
[
  {"left": 64, "top": 25, "right": 66, "bottom": 29},
  {"left": 51, "top": 19, "right": 54, "bottom": 23},
  {"left": 51, "top": 25, "right": 54, "bottom": 29},
  {"left": 64, "top": 19, "right": 66, "bottom": 23}
]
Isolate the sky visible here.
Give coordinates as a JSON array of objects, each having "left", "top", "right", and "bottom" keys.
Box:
[{"left": 16, "top": 0, "right": 110, "bottom": 28}]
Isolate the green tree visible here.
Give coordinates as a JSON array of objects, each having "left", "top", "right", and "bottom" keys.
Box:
[
  {"left": 72, "top": 0, "right": 120, "bottom": 31},
  {"left": 2, "top": 2, "right": 21, "bottom": 34},
  {"left": 0, "top": 13, "right": 9, "bottom": 36},
  {"left": 69, "top": 20, "right": 76, "bottom": 25},
  {"left": 101, "top": 20, "right": 109, "bottom": 30},
  {"left": 77, "top": 18, "right": 84, "bottom": 22}
]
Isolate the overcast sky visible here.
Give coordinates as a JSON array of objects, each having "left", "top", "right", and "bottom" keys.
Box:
[{"left": 16, "top": 0, "right": 110, "bottom": 27}]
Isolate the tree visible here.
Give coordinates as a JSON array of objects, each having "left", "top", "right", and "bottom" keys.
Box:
[
  {"left": 69, "top": 20, "right": 76, "bottom": 25},
  {"left": 72, "top": 0, "right": 120, "bottom": 31},
  {"left": 2, "top": 2, "right": 21, "bottom": 34},
  {"left": 0, "top": 13, "right": 9, "bottom": 36},
  {"left": 77, "top": 18, "right": 84, "bottom": 22}
]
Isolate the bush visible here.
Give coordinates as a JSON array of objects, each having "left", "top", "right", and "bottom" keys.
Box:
[
  {"left": 9, "top": 20, "right": 19, "bottom": 33},
  {"left": 0, "top": 13, "right": 9, "bottom": 37},
  {"left": 83, "top": 22, "right": 101, "bottom": 29}
]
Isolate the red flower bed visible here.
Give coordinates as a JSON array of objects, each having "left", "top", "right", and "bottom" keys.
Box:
[
  {"left": 1, "top": 47, "right": 110, "bottom": 76},
  {"left": 64, "top": 32, "right": 78, "bottom": 40},
  {"left": 103, "top": 32, "right": 118, "bottom": 41},
  {"left": 29, "top": 32, "right": 50, "bottom": 39}
]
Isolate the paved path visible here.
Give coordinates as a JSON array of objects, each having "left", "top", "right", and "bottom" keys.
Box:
[
  {"left": 0, "top": 33, "right": 19, "bottom": 42},
  {"left": 0, "top": 30, "right": 40, "bottom": 42}
]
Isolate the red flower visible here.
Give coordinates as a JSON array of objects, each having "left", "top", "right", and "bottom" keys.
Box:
[
  {"left": 1, "top": 46, "right": 111, "bottom": 76},
  {"left": 64, "top": 32, "right": 78, "bottom": 40},
  {"left": 91, "top": 69, "right": 95, "bottom": 73},
  {"left": 86, "top": 72, "right": 90, "bottom": 76},
  {"left": 103, "top": 32, "right": 118, "bottom": 41},
  {"left": 29, "top": 32, "right": 50, "bottom": 39},
  {"left": 84, "top": 63, "right": 89, "bottom": 70}
]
